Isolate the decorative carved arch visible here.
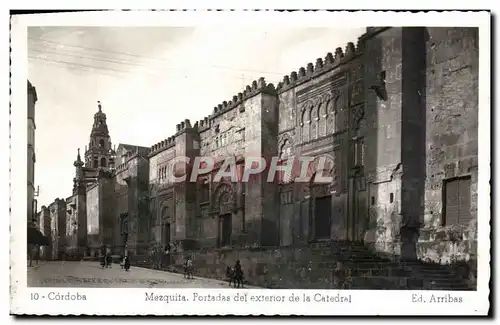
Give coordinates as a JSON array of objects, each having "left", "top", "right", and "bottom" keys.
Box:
[
  {"left": 307, "top": 154, "right": 336, "bottom": 187},
  {"left": 320, "top": 92, "right": 332, "bottom": 104},
  {"left": 312, "top": 96, "right": 323, "bottom": 118},
  {"left": 212, "top": 182, "right": 236, "bottom": 214},
  {"left": 278, "top": 131, "right": 294, "bottom": 147},
  {"left": 350, "top": 105, "right": 365, "bottom": 131},
  {"left": 332, "top": 94, "right": 341, "bottom": 113},
  {"left": 309, "top": 170, "right": 337, "bottom": 198},
  {"left": 300, "top": 100, "right": 314, "bottom": 124}
]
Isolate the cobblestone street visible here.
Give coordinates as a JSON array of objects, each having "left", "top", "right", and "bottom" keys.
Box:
[{"left": 27, "top": 261, "right": 237, "bottom": 288}]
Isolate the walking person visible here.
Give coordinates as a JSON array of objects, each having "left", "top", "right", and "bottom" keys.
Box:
[
  {"left": 99, "top": 254, "right": 106, "bottom": 268},
  {"left": 99, "top": 246, "right": 106, "bottom": 268},
  {"left": 164, "top": 243, "right": 171, "bottom": 268},
  {"left": 119, "top": 253, "right": 125, "bottom": 269},
  {"left": 226, "top": 266, "right": 234, "bottom": 287},
  {"left": 123, "top": 250, "right": 131, "bottom": 271},
  {"left": 148, "top": 247, "right": 155, "bottom": 269},
  {"left": 157, "top": 246, "right": 163, "bottom": 270},
  {"left": 184, "top": 255, "right": 194, "bottom": 279},
  {"left": 105, "top": 247, "right": 112, "bottom": 268}
]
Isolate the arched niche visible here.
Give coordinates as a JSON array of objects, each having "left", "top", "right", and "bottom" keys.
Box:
[{"left": 212, "top": 183, "right": 236, "bottom": 215}]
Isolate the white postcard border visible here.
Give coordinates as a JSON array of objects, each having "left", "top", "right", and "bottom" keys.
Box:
[{"left": 10, "top": 10, "right": 491, "bottom": 316}]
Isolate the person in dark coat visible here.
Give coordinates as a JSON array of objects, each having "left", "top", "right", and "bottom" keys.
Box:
[
  {"left": 233, "top": 260, "right": 244, "bottom": 288},
  {"left": 99, "top": 246, "right": 106, "bottom": 268},
  {"left": 99, "top": 254, "right": 106, "bottom": 268},
  {"left": 226, "top": 266, "right": 234, "bottom": 287},
  {"left": 105, "top": 248, "right": 112, "bottom": 268},
  {"left": 123, "top": 251, "right": 131, "bottom": 271},
  {"left": 184, "top": 256, "right": 194, "bottom": 279}
]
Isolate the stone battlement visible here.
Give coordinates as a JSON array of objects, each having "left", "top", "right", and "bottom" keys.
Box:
[
  {"left": 211, "top": 77, "right": 276, "bottom": 118},
  {"left": 277, "top": 41, "right": 362, "bottom": 94},
  {"left": 198, "top": 76, "right": 277, "bottom": 131},
  {"left": 148, "top": 136, "right": 176, "bottom": 156},
  {"left": 176, "top": 118, "right": 193, "bottom": 132},
  {"left": 149, "top": 36, "right": 363, "bottom": 154}
]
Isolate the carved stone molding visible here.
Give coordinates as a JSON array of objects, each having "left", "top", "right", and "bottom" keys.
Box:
[
  {"left": 350, "top": 105, "right": 365, "bottom": 131},
  {"left": 211, "top": 182, "right": 236, "bottom": 215},
  {"left": 278, "top": 131, "right": 295, "bottom": 149}
]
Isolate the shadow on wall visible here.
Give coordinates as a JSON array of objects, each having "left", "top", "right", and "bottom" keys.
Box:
[
  {"left": 362, "top": 27, "right": 429, "bottom": 261},
  {"left": 399, "top": 27, "right": 428, "bottom": 261}
]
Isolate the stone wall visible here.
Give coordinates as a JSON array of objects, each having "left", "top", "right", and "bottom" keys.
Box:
[
  {"left": 111, "top": 152, "right": 150, "bottom": 254},
  {"left": 148, "top": 143, "right": 177, "bottom": 249},
  {"left": 65, "top": 195, "right": 78, "bottom": 252},
  {"left": 417, "top": 27, "right": 479, "bottom": 263},
  {"left": 49, "top": 198, "right": 66, "bottom": 260},
  {"left": 361, "top": 27, "right": 405, "bottom": 256},
  {"left": 356, "top": 27, "right": 479, "bottom": 264},
  {"left": 27, "top": 81, "right": 37, "bottom": 224},
  {"left": 39, "top": 206, "right": 52, "bottom": 260},
  {"left": 168, "top": 245, "right": 412, "bottom": 289}
]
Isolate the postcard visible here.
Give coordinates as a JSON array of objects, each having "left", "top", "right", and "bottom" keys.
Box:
[{"left": 10, "top": 10, "right": 490, "bottom": 316}]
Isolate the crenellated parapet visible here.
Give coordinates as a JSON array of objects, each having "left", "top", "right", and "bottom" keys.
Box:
[
  {"left": 148, "top": 135, "right": 176, "bottom": 157},
  {"left": 276, "top": 41, "right": 362, "bottom": 94},
  {"left": 197, "top": 115, "right": 212, "bottom": 132},
  {"left": 148, "top": 38, "right": 367, "bottom": 155},
  {"left": 210, "top": 77, "right": 276, "bottom": 120},
  {"left": 52, "top": 197, "right": 66, "bottom": 206},
  {"left": 175, "top": 118, "right": 194, "bottom": 133}
]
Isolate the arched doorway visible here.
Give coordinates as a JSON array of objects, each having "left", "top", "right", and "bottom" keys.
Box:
[
  {"left": 213, "top": 183, "right": 235, "bottom": 248},
  {"left": 161, "top": 206, "right": 171, "bottom": 247},
  {"left": 308, "top": 160, "right": 335, "bottom": 241}
]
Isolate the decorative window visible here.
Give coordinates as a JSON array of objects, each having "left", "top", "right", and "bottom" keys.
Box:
[
  {"left": 301, "top": 107, "right": 311, "bottom": 143},
  {"left": 279, "top": 139, "right": 292, "bottom": 160},
  {"left": 354, "top": 137, "right": 365, "bottom": 167}
]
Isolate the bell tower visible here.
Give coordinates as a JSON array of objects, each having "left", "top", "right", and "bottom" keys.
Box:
[{"left": 84, "top": 101, "right": 115, "bottom": 169}]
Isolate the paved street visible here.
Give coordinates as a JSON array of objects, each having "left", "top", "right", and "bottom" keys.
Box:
[{"left": 27, "top": 261, "right": 238, "bottom": 288}]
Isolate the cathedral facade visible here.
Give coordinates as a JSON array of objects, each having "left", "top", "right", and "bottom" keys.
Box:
[{"left": 44, "top": 27, "right": 479, "bottom": 287}]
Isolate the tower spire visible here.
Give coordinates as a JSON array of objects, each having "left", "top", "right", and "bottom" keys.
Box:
[
  {"left": 74, "top": 147, "right": 84, "bottom": 168},
  {"left": 85, "top": 101, "right": 113, "bottom": 169}
]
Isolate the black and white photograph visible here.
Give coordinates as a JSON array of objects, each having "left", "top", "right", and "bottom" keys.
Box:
[{"left": 10, "top": 10, "right": 490, "bottom": 316}]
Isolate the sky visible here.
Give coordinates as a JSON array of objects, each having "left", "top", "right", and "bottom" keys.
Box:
[{"left": 28, "top": 26, "right": 365, "bottom": 208}]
